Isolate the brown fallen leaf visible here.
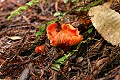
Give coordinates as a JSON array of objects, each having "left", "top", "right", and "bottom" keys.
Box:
[
  {"left": 103, "top": 1, "right": 112, "bottom": 8},
  {"left": 88, "top": 5, "right": 120, "bottom": 46},
  {"left": 113, "top": 0, "right": 120, "bottom": 3},
  {"left": 103, "top": 0, "right": 120, "bottom": 8}
]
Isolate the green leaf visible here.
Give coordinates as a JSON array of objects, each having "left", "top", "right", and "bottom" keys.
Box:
[
  {"left": 63, "top": 0, "right": 68, "bottom": 4},
  {"left": 72, "top": 0, "right": 76, "bottom": 2},
  {"left": 56, "top": 54, "right": 68, "bottom": 64},
  {"left": 26, "top": 0, "right": 40, "bottom": 6},
  {"left": 26, "top": 2, "right": 33, "bottom": 6},
  {"left": 81, "top": 40, "right": 87, "bottom": 43},
  {"left": 46, "top": 20, "right": 55, "bottom": 25},
  {"left": 35, "top": 25, "right": 46, "bottom": 38},
  {"left": 51, "top": 64, "right": 60, "bottom": 71},
  {"left": 75, "top": 7, "right": 81, "bottom": 12},
  {"left": 45, "top": 0, "right": 49, "bottom": 3},
  {"left": 51, "top": 42, "right": 82, "bottom": 71},
  {"left": 75, "top": 0, "right": 103, "bottom": 12},
  {"left": 35, "top": 20, "right": 55, "bottom": 38},
  {"left": 54, "top": 12, "right": 62, "bottom": 17},
  {"left": 89, "top": 0, "right": 103, "bottom": 7},
  {"left": 55, "top": 51, "right": 73, "bottom": 64},
  {"left": 88, "top": 27, "right": 93, "bottom": 34},
  {"left": 7, "top": 0, "right": 40, "bottom": 20},
  {"left": 75, "top": 7, "right": 88, "bottom": 11},
  {"left": 39, "top": 25, "right": 46, "bottom": 32},
  {"left": 56, "top": 47, "right": 79, "bottom": 64},
  {"left": 81, "top": 37, "right": 92, "bottom": 43},
  {"left": 35, "top": 32, "right": 43, "bottom": 38},
  {"left": 7, "top": 6, "right": 28, "bottom": 20},
  {"left": 88, "top": 37, "right": 92, "bottom": 40}
]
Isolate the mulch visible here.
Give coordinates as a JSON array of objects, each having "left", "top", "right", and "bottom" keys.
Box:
[{"left": 1, "top": 0, "right": 120, "bottom": 80}]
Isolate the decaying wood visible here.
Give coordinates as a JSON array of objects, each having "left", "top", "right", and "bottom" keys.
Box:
[{"left": 89, "top": 5, "right": 120, "bottom": 46}]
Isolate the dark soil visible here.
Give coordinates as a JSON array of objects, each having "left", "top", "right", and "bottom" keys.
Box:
[{"left": 1, "top": 0, "right": 120, "bottom": 80}]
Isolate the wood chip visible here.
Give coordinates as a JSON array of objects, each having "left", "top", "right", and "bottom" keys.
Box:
[
  {"left": 7, "top": 36, "right": 22, "bottom": 40},
  {"left": 88, "top": 5, "right": 120, "bottom": 46}
]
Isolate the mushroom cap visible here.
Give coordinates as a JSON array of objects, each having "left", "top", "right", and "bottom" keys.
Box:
[
  {"left": 46, "top": 23, "right": 83, "bottom": 46},
  {"left": 35, "top": 45, "right": 45, "bottom": 53}
]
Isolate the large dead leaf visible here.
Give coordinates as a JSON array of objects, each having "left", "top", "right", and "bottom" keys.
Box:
[{"left": 88, "top": 5, "right": 120, "bottom": 46}]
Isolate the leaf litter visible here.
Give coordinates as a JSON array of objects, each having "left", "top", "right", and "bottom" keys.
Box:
[
  {"left": 1, "top": 0, "right": 120, "bottom": 80},
  {"left": 89, "top": 5, "right": 120, "bottom": 46}
]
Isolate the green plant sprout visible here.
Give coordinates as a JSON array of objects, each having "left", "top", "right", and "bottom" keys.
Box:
[
  {"left": 35, "top": 20, "right": 55, "bottom": 38},
  {"left": 51, "top": 37, "right": 93, "bottom": 71},
  {"left": 51, "top": 42, "right": 82, "bottom": 71},
  {"left": 35, "top": 25, "right": 46, "bottom": 38},
  {"left": 75, "top": 0, "right": 103, "bottom": 11},
  {"left": 88, "top": 27, "right": 93, "bottom": 34},
  {"left": 7, "top": 0, "right": 40, "bottom": 20}
]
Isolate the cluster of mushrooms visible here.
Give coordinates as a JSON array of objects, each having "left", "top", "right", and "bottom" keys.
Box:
[{"left": 35, "top": 22, "right": 83, "bottom": 53}]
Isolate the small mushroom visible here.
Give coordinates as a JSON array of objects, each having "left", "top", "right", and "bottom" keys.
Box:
[
  {"left": 46, "top": 23, "right": 83, "bottom": 47},
  {"left": 35, "top": 44, "right": 45, "bottom": 53}
]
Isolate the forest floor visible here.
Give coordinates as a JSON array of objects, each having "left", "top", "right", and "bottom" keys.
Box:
[{"left": 1, "top": 0, "right": 120, "bottom": 80}]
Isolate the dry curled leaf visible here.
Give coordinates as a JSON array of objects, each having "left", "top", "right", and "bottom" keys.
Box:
[{"left": 88, "top": 5, "right": 120, "bottom": 46}]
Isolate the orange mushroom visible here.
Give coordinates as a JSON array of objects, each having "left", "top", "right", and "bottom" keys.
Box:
[
  {"left": 35, "top": 44, "right": 45, "bottom": 53},
  {"left": 46, "top": 22, "right": 83, "bottom": 47}
]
